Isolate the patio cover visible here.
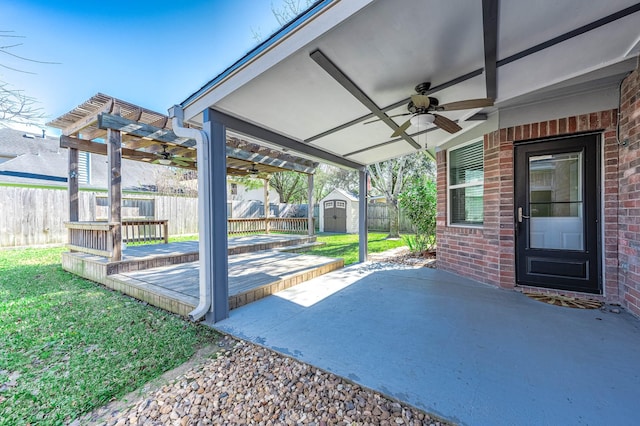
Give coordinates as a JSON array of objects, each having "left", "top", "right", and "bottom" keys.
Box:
[
  {"left": 179, "top": 0, "right": 640, "bottom": 167},
  {"left": 170, "top": 0, "right": 640, "bottom": 323}
]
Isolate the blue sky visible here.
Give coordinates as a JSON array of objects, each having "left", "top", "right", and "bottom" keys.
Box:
[{"left": 1, "top": 0, "right": 285, "bottom": 132}]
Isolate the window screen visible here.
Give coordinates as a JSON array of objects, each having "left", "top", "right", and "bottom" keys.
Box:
[{"left": 449, "top": 141, "right": 484, "bottom": 225}]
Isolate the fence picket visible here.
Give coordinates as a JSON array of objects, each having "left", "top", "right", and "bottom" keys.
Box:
[{"left": 0, "top": 187, "right": 416, "bottom": 247}]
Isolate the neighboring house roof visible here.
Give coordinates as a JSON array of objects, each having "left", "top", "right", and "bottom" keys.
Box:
[{"left": 0, "top": 127, "right": 163, "bottom": 190}]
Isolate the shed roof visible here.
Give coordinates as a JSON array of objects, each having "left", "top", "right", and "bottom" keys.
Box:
[{"left": 321, "top": 188, "right": 358, "bottom": 202}]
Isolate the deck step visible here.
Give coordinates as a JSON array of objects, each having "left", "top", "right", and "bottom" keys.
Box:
[
  {"left": 277, "top": 241, "right": 326, "bottom": 253},
  {"left": 95, "top": 251, "right": 344, "bottom": 317},
  {"left": 228, "top": 235, "right": 317, "bottom": 255}
]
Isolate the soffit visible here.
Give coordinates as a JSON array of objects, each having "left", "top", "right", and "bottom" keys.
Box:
[{"left": 182, "top": 0, "right": 640, "bottom": 165}]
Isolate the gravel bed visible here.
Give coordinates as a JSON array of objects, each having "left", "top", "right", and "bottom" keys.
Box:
[
  {"left": 98, "top": 337, "right": 449, "bottom": 426},
  {"left": 368, "top": 248, "right": 436, "bottom": 268}
]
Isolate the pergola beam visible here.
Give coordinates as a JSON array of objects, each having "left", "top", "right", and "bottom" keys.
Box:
[
  {"left": 61, "top": 135, "right": 307, "bottom": 174},
  {"left": 98, "top": 113, "right": 197, "bottom": 147},
  {"left": 226, "top": 146, "right": 315, "bottom": 174},
  {"left": 227, "top": 137, "right": 317, "bottom": 168},
  {"left": 60, "top": 135, "right": 166, "bottom": 163},
  {"left": 62, "top": 98, "right": 114, "bottom": 136}
]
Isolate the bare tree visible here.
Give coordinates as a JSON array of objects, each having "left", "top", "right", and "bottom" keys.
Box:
[
  {"left": 0, "top": 82, "right": 45, "bottom": 127},
  {"left": 271, "top": 0, "right": 315, "bottom": 25},
  {"left": 154, "top": 168, "right": 198, "bottom": 196},
  {"left": 0, "top": 30, "right": 58, "bottom": 128},
  {"left": 252, "top": 0, "right": 315, "bottom": 41}
]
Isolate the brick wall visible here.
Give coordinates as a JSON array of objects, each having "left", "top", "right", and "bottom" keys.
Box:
[
  {"left": 618, "top": 65, "right": 640, "bottom": 316},
  {"left": 437, "top": 109, "right": 620, "bottom": 298}
]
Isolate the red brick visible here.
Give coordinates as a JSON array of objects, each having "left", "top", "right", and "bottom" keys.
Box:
[
  {"left": 539, "top": 121, "right": 548, "bottom": 137},
  {"left": 436, "top": 67, "right": 639, "bottom": 313},
  {"left": 530, "top": 123, "right": 539, "bottom": 138},
  {"left": 558, "top": 118, "right": 566, "bottom": 134},
  {"left": 601, "top": 110, "right": 612, "bottom": 128}
]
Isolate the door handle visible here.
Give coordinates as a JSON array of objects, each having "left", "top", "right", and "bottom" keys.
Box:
[{"left": 518, "top": 207, "right": 530, "bottom": 223}]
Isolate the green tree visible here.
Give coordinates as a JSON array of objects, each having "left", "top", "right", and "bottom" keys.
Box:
[
  {"left": 228, "top": 175, "right": 264, "bottom": 192},
  {"left": 269, "top": 171, "right": 306, "bottom": 203},
  {"left": 313, "top": 164, "right": 359, "bottom": 201},
  {"left": 399, "top": 177, "right": 437, "bottom": 252},
  {"left": 368, "top": 152, "right": 435, "bottom": 238}
]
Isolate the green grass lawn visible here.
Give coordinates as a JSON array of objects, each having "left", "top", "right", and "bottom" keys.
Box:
[
  {"left": 303, "top": 232, "right": 408, "bottom": 265},
  {"left": 0, "top": 247, "right": 218, "bottom": 426}
]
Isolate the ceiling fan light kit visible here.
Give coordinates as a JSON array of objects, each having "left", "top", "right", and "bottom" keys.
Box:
[
  {"left": 157, "top": 158, "right": 172, "bottom": 165},
  {"left": 410, "top": 113, "right": 435, "bottom": 128}
]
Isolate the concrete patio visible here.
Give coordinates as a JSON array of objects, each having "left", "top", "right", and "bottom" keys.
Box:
[{"left": 213, "top": 262, "right": 640, "bottom": 425}]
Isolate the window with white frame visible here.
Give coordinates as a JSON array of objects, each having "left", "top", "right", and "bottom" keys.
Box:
[{"left": 448, "top": 140, "right": 484, "bottom": 225}]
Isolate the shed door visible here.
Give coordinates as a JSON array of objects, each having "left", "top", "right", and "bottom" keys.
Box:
[
  {"left": 324, "top": 200, "right": 347, "bottom": 233},
  {"left": 514, "top": 134, "right": 601, "bottom": 294}
]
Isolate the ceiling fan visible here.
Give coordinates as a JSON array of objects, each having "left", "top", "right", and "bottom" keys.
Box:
[
  {"left": 247, "top": 163, "right": 260, "bottom": 178},
  {"left": 153, "top": 144, "right": 196, "bottom": 167},
  {"left": 366, "top": 82, "right": 493, "bottom": 137}
]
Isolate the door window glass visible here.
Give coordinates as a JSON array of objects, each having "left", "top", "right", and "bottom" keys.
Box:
[{"left": 529, "top": 152, "right": 583, "bottom": 250}]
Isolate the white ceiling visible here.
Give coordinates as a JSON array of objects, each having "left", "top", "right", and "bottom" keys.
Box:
[{"left": 182, "top": 0, "right": 640, "bottom": 168}]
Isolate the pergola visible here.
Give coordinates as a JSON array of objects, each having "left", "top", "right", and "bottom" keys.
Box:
[{"left": 47, "top": 94, "right": 318, "bottom": 261}]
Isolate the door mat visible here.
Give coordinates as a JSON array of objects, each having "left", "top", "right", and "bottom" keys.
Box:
[{"left": 523, "top": 292, "right": 603, "bottom": 309}]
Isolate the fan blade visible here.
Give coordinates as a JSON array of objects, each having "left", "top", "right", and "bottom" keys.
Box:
[
  {"left": 438, "top": 98, "right": 494, "bottom": 111},
  {"left": 411, "top": 94, "right": 431, "bottom": 109},
  {"left": 363, "top": 113, "right": 411, "bottom": 125},
  {"left": 391, "top": 119, "right": 412, "bottom": 138},
  {"left": 172, "top": 159, "right": 190, "bottom": 167},
  {"left": 433, "top": 114, "right": 462, "bottom": 134}
]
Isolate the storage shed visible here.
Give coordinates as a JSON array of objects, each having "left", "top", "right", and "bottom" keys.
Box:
[{"left": 319, "top": 189, "right": 359, "bottom": 233}]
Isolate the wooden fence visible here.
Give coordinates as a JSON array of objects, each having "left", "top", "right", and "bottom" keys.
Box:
[
  {"left": 0, "top": 187, "right": 197, "bottom": 248},
  {"left": 0, "top": 186, "right": 416, "bottom": 248},
  {"left": 367, "top": 203, "right": 416, "bottom": 233},
  {"left": 228, "top": 218, "right": 313, "bottom": 235}
]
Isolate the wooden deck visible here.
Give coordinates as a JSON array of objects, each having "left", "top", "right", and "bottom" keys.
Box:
[{"left": 61, "top": 234, "right": 343, "bottom": 317}]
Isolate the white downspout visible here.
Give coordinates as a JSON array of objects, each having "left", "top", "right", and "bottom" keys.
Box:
[{"left": 168, "top": 105, "right": 211, "bottom": 321}]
